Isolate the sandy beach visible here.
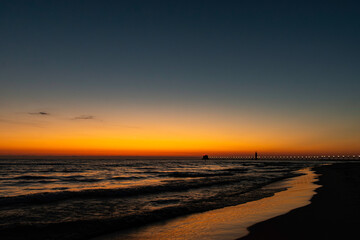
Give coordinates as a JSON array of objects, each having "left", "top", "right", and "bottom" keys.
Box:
[
  {"left": 94, "top": 167, "right": 320, "bottom": 240},
  {"left": 239, "top": 162, "right": 360, "bottom": 240}
]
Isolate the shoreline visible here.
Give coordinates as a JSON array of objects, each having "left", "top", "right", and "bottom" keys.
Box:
[
  {"left": 239, "top": 162, "right": 360, "bottom": 240},
  {"left": 0, "top": 161, "right": 321, "bottom": 240},
  {"left": 94, "top": 167, "right": 320, "bottom": 240}
]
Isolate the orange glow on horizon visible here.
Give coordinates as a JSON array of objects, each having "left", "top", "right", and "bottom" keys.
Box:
[{"left": 1, "top": 106, "right": 359, "bottom": 157}]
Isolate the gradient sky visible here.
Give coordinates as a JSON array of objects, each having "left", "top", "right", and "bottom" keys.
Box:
[{"left": 1, "top": 0, "right": 359, "bottom": 156}]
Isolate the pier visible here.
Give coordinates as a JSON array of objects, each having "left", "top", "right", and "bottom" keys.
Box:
[{"left": 203, "top": 154, "right": 360, "bottom": 161}]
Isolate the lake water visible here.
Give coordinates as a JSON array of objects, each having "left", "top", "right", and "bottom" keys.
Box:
[{"left": 0, "top": 158, "right": 324, "bottom": 239}]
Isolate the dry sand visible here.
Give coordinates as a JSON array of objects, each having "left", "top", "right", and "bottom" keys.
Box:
[{"left": 238, "top": 162, "right": 360, "bottom": 240}]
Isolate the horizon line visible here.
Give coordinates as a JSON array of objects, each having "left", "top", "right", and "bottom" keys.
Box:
[{"left": 0, "top": 153, "right": 359, "bottom": 158}]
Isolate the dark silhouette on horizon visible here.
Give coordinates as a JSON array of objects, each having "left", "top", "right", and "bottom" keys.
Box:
[
  {"left": 200, "top": 153, "right": 359, "bottom": 160},
  {"left": 202, "top": 154, "right": 209, "bottom": 160}
]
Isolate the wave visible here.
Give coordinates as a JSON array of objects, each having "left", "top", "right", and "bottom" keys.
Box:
[
  {"left": 3, "top": 175, "right": 103, "bottom": 183},
  {"left": 1, "top": 175, "right": 144, "bottom": 183},
  {"left": 60, "top": 176, "right": 143, "bottom": 182},
  {"left": 150, "top": 199, "right": 180, "bottom": 205},
  {"left": 13, "top": 175, "right": 55, "bottom": 180},
  {"left": 0, "top": 177, "right": 293, "bottom": 240},
  {"left": 163, "top": 171, "right": 235, "bottom": 178},
  {"left": 221, "top": 167, "right": 249, "bottom": 172},
  {"left": 0, "top": 172, "right": 298, "bottom": 207},
  {"left": 0, "top": 176, "right": 245, "bottom": 206},
  {"left": 111, "top": 176, "right": 144, "bottom": 181},
  {"left": 59, "top": 176, "right": 103, "bottom": 183}
]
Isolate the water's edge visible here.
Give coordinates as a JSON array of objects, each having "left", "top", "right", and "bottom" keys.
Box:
[
  {"left": 94, "top": 167, "right": 320, "bottom": 240},
  {"left": 1, "top": 160, "right": 326, "bottom": 240}
]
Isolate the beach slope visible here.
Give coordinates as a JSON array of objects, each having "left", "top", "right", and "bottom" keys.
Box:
[{"left": 239, "top": 162, "right": 360, "bottom": 240}]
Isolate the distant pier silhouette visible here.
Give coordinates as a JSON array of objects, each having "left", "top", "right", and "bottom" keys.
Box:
[
  {"left": 202, "top": 154, "right": 209, "bottom": 160},
  {"left": 202, "top": 152, "right": 360, "bottom": 160}
]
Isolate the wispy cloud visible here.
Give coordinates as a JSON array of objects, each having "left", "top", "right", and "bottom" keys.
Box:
[
  {"left": 72, "top": 115, "right": 96, "bottom": 120},
  {"left": 28, "top": 111, "right": 50, "bottom": 116}
]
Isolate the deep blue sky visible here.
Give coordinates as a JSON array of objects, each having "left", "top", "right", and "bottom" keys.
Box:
[{"left": 1, "top": 0, "right": 359, "bottom": 155}]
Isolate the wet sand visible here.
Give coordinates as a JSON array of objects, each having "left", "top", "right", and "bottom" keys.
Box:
[
  {"left": 95, "top": 168, "right": 320, "bottom": 240},
  {"left": 239, "top": 162, "right": 360, "bottom": 240}
]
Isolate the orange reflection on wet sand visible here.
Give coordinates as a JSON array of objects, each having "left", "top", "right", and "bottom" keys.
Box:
[{"left": 95, "top": 168, "right": 320, "bottom": 240}]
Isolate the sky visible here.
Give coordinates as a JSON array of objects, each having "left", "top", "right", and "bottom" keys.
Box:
[{"left": 0, "top": 0, "right": 359, "bottom": 156}]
